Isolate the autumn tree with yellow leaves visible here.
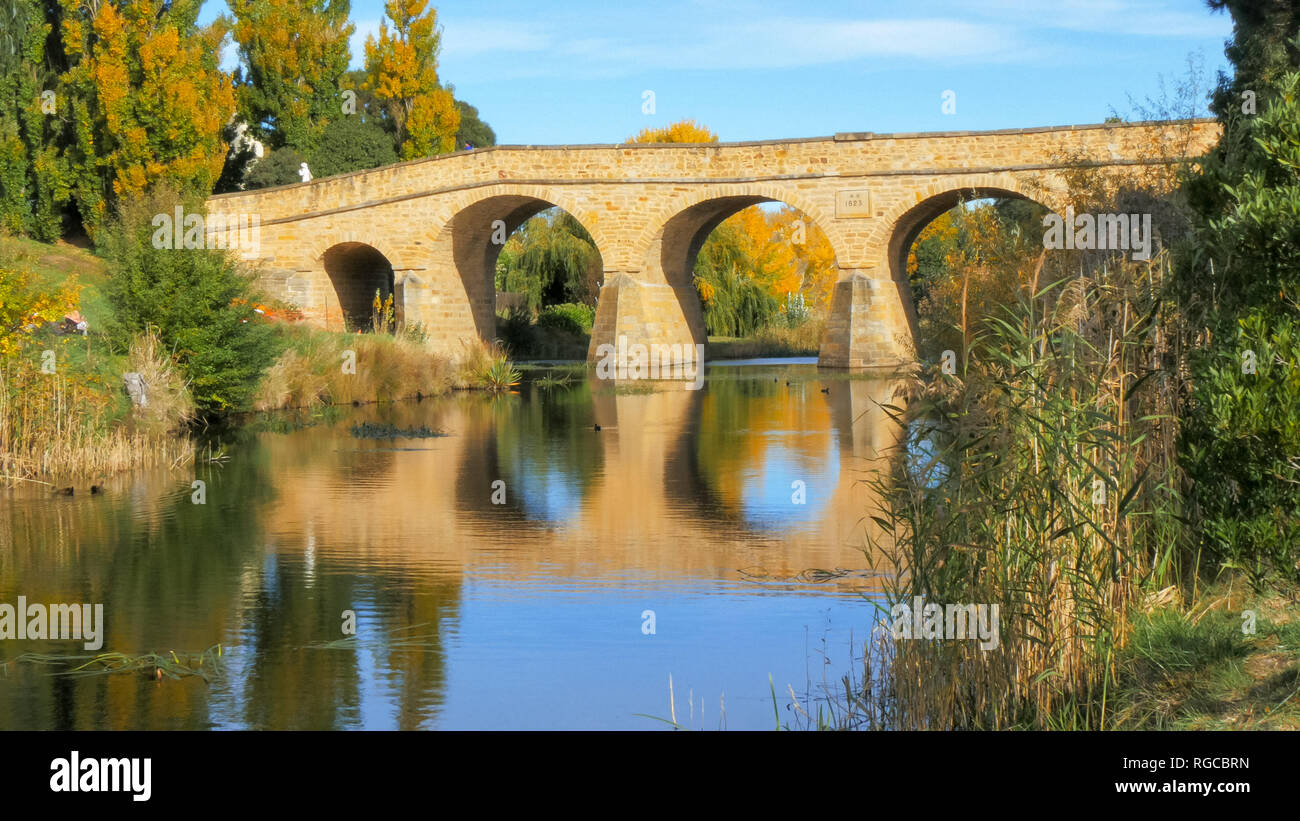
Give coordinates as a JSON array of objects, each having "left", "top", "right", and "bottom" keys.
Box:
[
  {"left": 229, "top": 0, "right": 355, "bottom": 153},
  {"left": 364, "top": 0, "right": 459, "bottom": 160},
  {"left": 628, "top": 119, "right": 718, "bottom": 144},
  {"left": 58, "top": 0, "right": 235, "bottom": 240}
]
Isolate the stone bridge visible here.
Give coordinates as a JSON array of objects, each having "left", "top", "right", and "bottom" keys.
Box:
[{"left": 206, "top": 119, "right": 1219, "bottom": 368}]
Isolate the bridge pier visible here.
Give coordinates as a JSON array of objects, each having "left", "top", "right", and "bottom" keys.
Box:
[
  {"left": 818, "top": 270, "right": 918, "bottom": 370},
  {"left": 587, "top": 273, "right": 706, "bottom": 365}
]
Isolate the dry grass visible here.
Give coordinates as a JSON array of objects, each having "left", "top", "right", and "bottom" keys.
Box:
[
  {"left": 253, "top": 326, "right": 457, "bottom": 411},
  {"left": 0, "top": 339, "right": 195, "bottom": 486},
  {"left": 125, "top": 331, "right": 194, "bottom": 436},
  {"left": 709, "top": 318, "right": 825, "bottom": 359}
]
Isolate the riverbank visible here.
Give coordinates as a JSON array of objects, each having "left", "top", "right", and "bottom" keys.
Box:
[
  {"left": 1100, "top": 583, "right": 1300, "bottom": 730},
  {"left": 497, "top": 304, "right": 826, "bottom": 362},
  {"left": 0, "top": 236, "right": 503, "bottom": 486}
]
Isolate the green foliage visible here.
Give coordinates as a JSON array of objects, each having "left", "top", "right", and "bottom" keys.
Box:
[
  {"left": 537, "top": 302, "right": 594, "bottom": 336},
  {"left": 1182, "top": 310, "right": 1300, "bottom": 588},
  {"left": 229, "top": 0, "right": 355, "bottom": 153},
  {"left": 308, "top": 115, "right": 398, "bottom": 178},
  {"left": 1179, "top": 59, "right": 1300, "bottom": 588},
  {"left": 693, "top": 222, "right": 778, "bottom": 337},
  {"left": 495, "top": 209, "right": 601, "bottom": 309},
  {"left": 454, "top": 98, "right": 495, "bottom": 148},
  {"left": 244, "top": 147, "right": 307, "bottom": 189},
  {"left": 0, "top": 0, "right": 67, "bottom": 240},
  {"left": 101, "top": 189, "right": 281, "bottom": 416}
]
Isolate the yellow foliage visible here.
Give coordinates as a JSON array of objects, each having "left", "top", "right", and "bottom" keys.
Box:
[
  {"left": 60, "top": 0, "right": 235, "bottom": 238},
  {"left": 0, "top": 263, "right": 80, "bottom": 358},
  {"left": 711, "top": 205, "right": 838, "bottom": 313},
  {"left": 628, "top": 119, "right": 718, "bottom": 144},
  {"left": 364, "top": 0, "right": 460, "bottom": 159}
]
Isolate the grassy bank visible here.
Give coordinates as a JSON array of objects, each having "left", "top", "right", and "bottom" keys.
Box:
[
  {"left": 1101, "top": 585, "right": 1300, "bottom": 730},
  {"left": 495, "top": 301, "right": 826, "bottom": 362},
  {"left": 253, "top": 326, "right": 517, "bottom": 411},
  {"left": 708, "top": 319, "right": 824, "bottom": 359},
  {"left": 1, "top": 237, "right": 195, "bottom": 486}
]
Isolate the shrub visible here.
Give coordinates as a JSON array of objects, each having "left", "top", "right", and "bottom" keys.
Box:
[
  {"left": 102, "top": 188, "right": 282, "bottom": 416},
  {"left": 244, "top": 147, "right": 308, "bottom": 190},
  {"left": 537, "top": 302, "right": 594, "bottom": 336}
]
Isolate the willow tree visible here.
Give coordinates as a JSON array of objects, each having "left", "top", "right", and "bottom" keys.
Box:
[
  {"left": 364, "top": 0, "right": 459, "bottom": 160},
  {"left": 497, "top": 209, "right": 601, "bottom": 310},
  {"left": 58, "top": 0, "right": 235, "bottom": 240},
  {"left": 229, "top": 0, "right": 355, "bottom": 153}
]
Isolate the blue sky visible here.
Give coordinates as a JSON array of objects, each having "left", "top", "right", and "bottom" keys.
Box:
[{"left": 199, "top": 0, "right": 1235, "bottom": 145}]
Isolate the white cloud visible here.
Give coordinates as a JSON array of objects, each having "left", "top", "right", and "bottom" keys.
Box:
[
  {"left": 440, "top": 20, "right": 552, "bottom": 58},
  {"left": 975, "top": 0, "right": 1230, "bottom": 37}
]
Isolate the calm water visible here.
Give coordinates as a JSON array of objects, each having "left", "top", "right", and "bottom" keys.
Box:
[{"left": 0, "top": 363, "right": 909, "bottom": 729}]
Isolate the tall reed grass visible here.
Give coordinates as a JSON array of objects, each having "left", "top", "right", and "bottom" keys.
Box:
[
  {"left": 253, "top": 326, "right": 456, "bottom": 411},
  {"left": 0, "top": 332, "right": 195, "bottom": 485},
  {"left": 858, "top": 253, "right": 1190, "bottom": 730}
]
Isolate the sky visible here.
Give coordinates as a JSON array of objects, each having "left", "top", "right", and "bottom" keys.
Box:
[{"left": 199, "top": 0, "right": 1236, "bottom": 145}]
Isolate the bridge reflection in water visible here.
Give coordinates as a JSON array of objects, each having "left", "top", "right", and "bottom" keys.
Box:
[{"left": 0, "top": 364, "right": 911, "bottom": 730}]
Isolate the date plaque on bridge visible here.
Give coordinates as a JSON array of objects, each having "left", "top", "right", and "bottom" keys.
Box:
[{"left": 835, "top": 189, "right": 872, "bottom": 218}]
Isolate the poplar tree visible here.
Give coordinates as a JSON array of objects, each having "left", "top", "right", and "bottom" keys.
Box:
[
  {"left": 0, "top": 0, "right": 67, "bottom": 239},
  {"left": 58, "top": 0, "right": 235, "bottom": 240},
  {"left": 364, "top": 0, "right": 459, "bottom": 160},
  {"left": 229, "top": 0, "right": 355, "bottom": 152}
]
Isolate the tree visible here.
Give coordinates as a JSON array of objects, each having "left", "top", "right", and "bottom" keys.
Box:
[
  {"left": 103, "top": 188, "right": 281, "bottom": 416},
  {"left": 495, "top": 209, "right": 600, "bottom": 309},
  {"left": 454, "top": 98, "right": 495, "bottom": 148},
  {"left": 628, "top": 119, "right": 717, "bottom": 144},
  {"left": 243, "top": 146, "right": 307, "bottom": 190},
  {"left": 364, "top": 0, "right": 459, "bottom": 160},
  {"left": 693, "top": 221, "right": 778, "bottom": 337},
  {"left": 307, "top": 116, "right": 398, "bottom": 178},
  {"left": 229, "top": 0, "right": 354, "bottom": 153},
  {"left": 58, "top": 0, "right": 235, "bottom": 241},
  {"left": 0, "top": 0, "right": 68, "bottom": 239}
]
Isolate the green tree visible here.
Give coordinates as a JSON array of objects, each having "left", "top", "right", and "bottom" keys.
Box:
[
  {"left": 229, "top": 0, "right": 355, "bottom": 153},
  {"left": 307, "top": 116, "right": 398, "bottom": 178},
  {"left": 1178, "top": 0, "right": 1300, "bottom": 586},
  {"left": 454, "top": 98, "right": 495, "bottom": 148},
  {"left": 242, "top": 146, "right": 307, "bottom": 190},
  {"left": 693, "top": 222, "right": 779, "bottom": 337},
  {"left": 102, "top": 188, "right": 281, "bottom": 416},
  {"left": 495, "top": 209, "right": 600, "bottom": 309},
  {"left": 0, "top": 0, "right": 69, "bottom": 239}
]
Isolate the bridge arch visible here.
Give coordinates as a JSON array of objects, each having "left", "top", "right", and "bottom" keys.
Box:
[
  {"left": 322, "top": 242, "right": 396, "bottom": 332},
  {"left": 417, "top": 186, "right": 606, "bottom": 350},
  {"left": 598, "top": 184, "right": 843, "bottom": 357},
  {"left": 874, "top": 174, "right": 1060, "bottom": 282},
  {"left": 632, "top": 183, "right": 843, "bottom": 279}
]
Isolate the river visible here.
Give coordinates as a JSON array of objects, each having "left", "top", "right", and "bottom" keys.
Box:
[{"left": 0, "top": 361, "right": 908, "bottom": 729}]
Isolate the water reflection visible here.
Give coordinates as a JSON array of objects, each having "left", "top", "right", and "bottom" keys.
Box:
[{"left": 0, "top": 364, "right": 909, "bottom": 729}]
